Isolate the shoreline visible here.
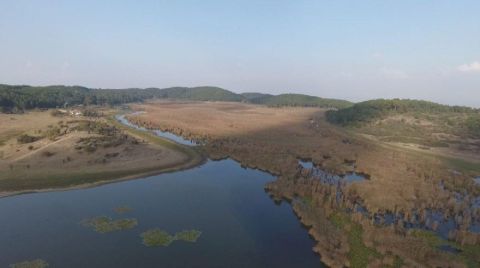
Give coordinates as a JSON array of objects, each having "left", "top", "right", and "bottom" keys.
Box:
[{"left": 0, "top": 156, "right": 206, "bottom": 199}]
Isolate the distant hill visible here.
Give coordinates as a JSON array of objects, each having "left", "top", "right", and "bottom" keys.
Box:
[
  {"left": 326, "top": 99, "right": 477, "bottom": 126},
  {"left": 158, "top": 86, "right": 245, "bottom": 102},
  {"left": 241, "top": 92, "right": 273, "bottom": 101},
  {"left": 1, "top": 84, "right": 354, "bottom": 112},
  {"left": 246, "top": 93, "right": 353, "bottom": 109},
  {"left": 0, "top": 84, "right": 159, "bottom": 112}
]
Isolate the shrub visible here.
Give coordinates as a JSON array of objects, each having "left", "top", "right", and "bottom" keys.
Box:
[
  {"left": 41, "top": 151, "right": 55, "bottom": 157},
  {"left": 17, "top": 134, "right": 40, "bottom": 144},
  {"left": 465, "top": 115, "right": 480, "bottom": 138},
  {"left": 45, "top": 127, "right": 62, "bottom": 140},
  {"left": 50, "top": 109, "right": 65, "bottom": 117}
]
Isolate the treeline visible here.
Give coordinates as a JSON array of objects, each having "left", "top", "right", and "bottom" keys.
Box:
[
  {"left": 326, "top": 99, "right": 478, "bottom": 126},
  {"left": 0, "top": 84, "right": 354, "bottom": 112},
  {"left": 245, "top": 93, "right": 353, "bottom": 109},
  {"left": 0, "top": 85, "right": 239, "bottom": 112},
  {"left": 158, "top": 86, "right": 244, "bottom": 101},
  {"left": 0, "top": 85, "right": 161, "bottom": 112}
]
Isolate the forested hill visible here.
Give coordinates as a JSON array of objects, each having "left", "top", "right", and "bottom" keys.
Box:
[
  {"left": 0, "top": 84, "right": 353, "bottom": 112},
  {"left": 245, "top": 93, "right": 353, "bottom": 109},
  {"left": 0, "top": 84, "right": 158, "bottom": 112},
  {"left": 0, "top": 85, "right": 241, "bottom": 112},
  {"left": 326, "top": 99, "right": 480, "bottom": 139},
  {"left": 241, "top": 92, "right": 273, "bottom": 101},
  {"left": 326, "top": 99, "right": 478, "bottom": 126},
  {"left": 158, "top": 86, "right": 244, "bottom": 101}
]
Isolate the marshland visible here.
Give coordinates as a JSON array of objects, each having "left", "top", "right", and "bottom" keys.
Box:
[
  {"left": 1, "top": 88, "right": 479, "bottom": 267},
  {"left": 1, "top": 1, "right": 480, "bottom": 267}
]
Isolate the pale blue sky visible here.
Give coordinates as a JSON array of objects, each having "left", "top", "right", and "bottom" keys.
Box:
[{"left": 1, "top": 1, "right": 479, "bottom": 106}]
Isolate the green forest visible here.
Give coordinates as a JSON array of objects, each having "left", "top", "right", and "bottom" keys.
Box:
[
  {"left": 245, "top": 93, "right": 353, "bottom": 109},
  {"left": 0, "top": 84, "right": 352, "bottom": 112},
  {"left": 0, "top": 84, "right": 160, "bottom": 112}
]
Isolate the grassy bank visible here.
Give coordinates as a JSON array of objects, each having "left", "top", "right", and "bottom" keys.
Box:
[{"left": 107, "top": 115, "right": 203, "bottom": 161}]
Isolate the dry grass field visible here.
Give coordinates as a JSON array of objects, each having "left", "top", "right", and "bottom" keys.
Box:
[
  {"left": 0, "top": 110, "right": 201, "bottom": 196},
  {"left": 128, "top": 100, "right": 480, "bottom": 267}
]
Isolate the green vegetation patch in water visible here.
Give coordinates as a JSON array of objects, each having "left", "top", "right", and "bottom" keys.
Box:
[
  {"left": 141, "top": 229, "right": 202, "bottom": 247},
  {"left": 82, "top": 216, "right": 138, "bottom": 233},
  {"left": 9, "top": 259, "right": 49, "bottom": 268},
  {"left": 113, "top": 206, "right": 133, "bottom": 214},
  {"left": 174, "top": 229, "right": 202, "bottom": 242},
  {"left": 141, "top": 229, "right": 175, "bottom": 247}
]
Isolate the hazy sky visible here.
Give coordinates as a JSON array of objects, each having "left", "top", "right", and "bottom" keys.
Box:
[{"left": 1, "top": 1, "right": 479, "bottom": 106}]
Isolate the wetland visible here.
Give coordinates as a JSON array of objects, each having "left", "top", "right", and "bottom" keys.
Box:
[{"left": 1, "top": 101, "right": 479, "bottom": 267}]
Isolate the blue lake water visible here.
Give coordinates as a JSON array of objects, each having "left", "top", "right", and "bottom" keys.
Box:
[{"left": 0, "top": 160, "right": 322, "bottom": 267}]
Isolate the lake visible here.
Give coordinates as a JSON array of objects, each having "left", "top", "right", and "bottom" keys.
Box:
[{"left": 0, "top": 117, "right": 323, "bottom": 267}]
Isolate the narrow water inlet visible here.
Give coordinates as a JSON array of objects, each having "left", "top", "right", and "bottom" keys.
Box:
[
  {"left": 115, "top": 113, "right": 198, "bottom": 146},
  {"left": 298, "top": 159, "right": 368, "bottom": 183}
]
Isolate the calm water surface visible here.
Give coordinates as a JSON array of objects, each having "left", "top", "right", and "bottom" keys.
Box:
[
  {"left": 0, "top": 159, "right": 323, "bottom": 267},
  {"left": 115, "top": 114, "right": 197, "bottom": 146}
]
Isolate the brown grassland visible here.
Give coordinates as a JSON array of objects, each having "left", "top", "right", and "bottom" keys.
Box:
[{"left": 128, "top": 100, "right": 480, "bottom": 267}]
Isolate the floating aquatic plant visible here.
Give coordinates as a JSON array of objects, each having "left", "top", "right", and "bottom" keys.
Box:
[
  {"left": 9, "top": 259, "right": 49, "bottom": 268},
  {"left": 113, "top": 206, "right": 133, "bottom": 214},
  {"left": 82, "top": 216, "right": 138, "bottom": 233},
  {"left": 140, "top": 229, "right": 202, "bottom": 247},
  {"left": 141, "top": 229, "right": 175, "bottom": 247},
  {"left": 175, "top": 230, "right": 202, "bottom": 242}
]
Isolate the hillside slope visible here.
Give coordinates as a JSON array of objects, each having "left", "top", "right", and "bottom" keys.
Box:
[{"left": 327, "top": 99, "right": 480, "bottom": 157}]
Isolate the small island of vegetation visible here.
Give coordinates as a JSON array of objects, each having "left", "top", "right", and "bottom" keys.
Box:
[
  {"left": 140, "top": 228, "right": 202, "bottom": 247},
  {"left": 82, "top": 216, "right": 138, "bottom": 233},
  {"left": 9, "top": 259, "right": 49, "bottom": 268}
]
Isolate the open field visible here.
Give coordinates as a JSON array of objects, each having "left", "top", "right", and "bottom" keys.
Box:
[
  {"left": 0, "top": 110, "right": 203, "bottom": 196},
  {"left": 128, "top": 100, "right": 480, "bottom": 267}
]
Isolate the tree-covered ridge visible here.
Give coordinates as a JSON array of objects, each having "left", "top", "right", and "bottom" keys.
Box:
[
  {"left": 245, "top": 93, "right": 353, "bottom": 109},
  {"left": 241, "top": 92, "right": 273, "bottom": 101},
  {"left": 326, "top": 99, "right": 478, "bottom": 126},
  {"left": 0, "top": 85, "right": 241, "bottom": 112},
  {"left": 0, "top": 84, "right": 160, "bottom": 112},
  {"left": 158, "top": 86, "right": 245, "bottom": 101},
  {"left": 0, "top": 84, "right": 354, "bottom": 112}
]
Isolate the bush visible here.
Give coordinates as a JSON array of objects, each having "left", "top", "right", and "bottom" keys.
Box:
[
  {"left": 41, "top": 151, "right": 55, "bottom": 157},
  {"left": 17, "top": 134, "right": 40, "bottom": 144},
  {"left": 45, "top": 126, "right": 62, "bottom": 140},
  {"left": 50, "top": 110, "right": 65, "bottom": 117},
  {"left": 465, "top": 116, "right": 480, "bottom": 137}
]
